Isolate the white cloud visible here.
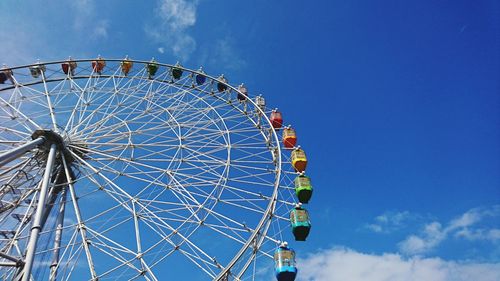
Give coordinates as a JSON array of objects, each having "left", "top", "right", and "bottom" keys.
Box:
[
  {"left": 0, "top": 1, "right": 110, "bottom": 65},
  {"left": 158, "top": 0, "right": 197, "bottom": 30},
  {"left": 146, "top": 0, "right": 199, "bottom": 60},
  {"left": 0, "top": 10, "right": 46, "bottom": 65},
  {"left": 455, "top": 228, "right": 500, "bottom": 241},
  {"left": 0, "top": 28, "right": 37, "bottom": 65},
  {"left": 398, "top": 222, "right": 446, "bottom": 255},
  {"left": 158, "top": 47, "right": 165, "bottom": 54},
  {"left": 211, "top": 37, "right": 246, "bottom": 70},
  {"left": 70, "top": 0, "right": 95, "bottom": 30},
  {"left": 93, "top": 20, "right": 109, "bottom": 39},
  {"left": 298, "top": 247, "right": 500, "bottom": 281},
  {"left": 398, "top": 206, "right": 500, "bottom": 255},
  {"left": 365, "top": 210, "right": 415, "bottom": 233},
  {"left": 197, "top": 36, "right": 246, "bottom": 72},
  {"left": 70, "top": 0, "right": 110, "bottom": 41}
]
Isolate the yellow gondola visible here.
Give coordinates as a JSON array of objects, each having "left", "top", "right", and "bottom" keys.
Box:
[{"left": 291, "top": 147, "right": 307, "bottom": 172}]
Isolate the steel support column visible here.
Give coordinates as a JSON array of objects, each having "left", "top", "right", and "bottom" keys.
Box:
[{"left": 20, "top": 143, "right": 57, "bottom": 281}]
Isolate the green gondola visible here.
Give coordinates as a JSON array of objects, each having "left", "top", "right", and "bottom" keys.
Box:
[
  {"left": 147, "top": 59, "right": 159, "bottom": 78},
  {"left": 172, "top": 62, "right": 183, "bottom": 80},
  {"left": 294, "top": 173, "right": 313, "bottom": 204}
]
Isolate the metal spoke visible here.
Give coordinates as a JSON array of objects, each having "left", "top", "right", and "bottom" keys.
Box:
[{"left": 0, "top": 59, "right": 304, "bottom": 281}]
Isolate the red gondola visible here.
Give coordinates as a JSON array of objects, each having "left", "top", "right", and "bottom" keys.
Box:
[
  {"left": 61, "top": 59, "right": 77, "bottom": 76},
  {"left": 270, "top": 109, "right": 283, "bottom": 129}
]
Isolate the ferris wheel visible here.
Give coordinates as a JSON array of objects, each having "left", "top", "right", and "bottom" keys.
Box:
[{"left": 0, "top": 57, "right": 314, "bottom": 281}]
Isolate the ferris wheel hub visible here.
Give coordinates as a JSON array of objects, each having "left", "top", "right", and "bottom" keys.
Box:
[
  {"left": 30, "top": 129, "right": 85, "bottom": 163},
  {"left": 31, "top": 130, "right": 64, "bottom": 149}
]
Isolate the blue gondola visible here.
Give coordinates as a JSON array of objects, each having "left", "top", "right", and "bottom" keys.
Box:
[
  {"left": 274, "top": 242, "right": 297, "bottom": 281},
  {"left": 290, "top": 204, "right": 311, "bottom": 241},
  {"left": 195, "top": 67, "right": 206, "bottom": 85}
]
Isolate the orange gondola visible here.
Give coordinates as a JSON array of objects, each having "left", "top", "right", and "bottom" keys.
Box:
[
  {"left": 282, "top": 126, "right": 297, "bottom": 149},
  {"left": 121, "top": 57, "right": 133, "bottom": 76},
  {"left": 91, "top": 56, "right": 106, "bottom": 74}
]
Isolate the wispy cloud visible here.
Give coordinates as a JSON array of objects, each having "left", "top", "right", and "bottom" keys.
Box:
[
  {"left": 93, "top": 20, "right": 110, "bottom": 39},
  {"left": 0, "top": 27, "right": 38, "bottom": 65},
  {"left": 196, "top": 36, "right": 247, "bottom": 73},
  {"left": 298, "top": 247, "right": 500, "bottom": 281},
  {"left": 70, "top": 0, "right": 110, "bottom": 39},
  {"left": 210, "top": 37, "right": 246, "bottom": 71},
  {"left": 398, "top": 221, "right": 446, "bottom": 255},
  {"left": 365, "top": 210, "right": 417, "bottom": 233},
  {"left": 71, "top": 0, "right": 94, "bottom": 30},
  {"left": 146, "top": 0, "right": 199, "bottom": 60},
  {"left": 0, "top": 0, "right": 111, "bottom": 66},
  {"left": 455, "top": 228, "right": 500, "bottom": 241},
  {"left": 398, "top": 206, "right": 500, "bottom": 255}
]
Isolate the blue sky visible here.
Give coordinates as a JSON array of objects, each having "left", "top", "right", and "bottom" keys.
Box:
[{"left": 1, "top": 0, "right": 499, "bottom": 280}]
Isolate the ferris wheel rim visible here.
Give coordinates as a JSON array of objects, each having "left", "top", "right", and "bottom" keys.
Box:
[{"left": 0, "top": 58, "right": 288, "bottom": 280}]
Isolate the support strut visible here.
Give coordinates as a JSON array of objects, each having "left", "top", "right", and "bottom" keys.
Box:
[
  {"left": 0, "top": 137, "right": 45, "bottom": 168},
  {"left": 20, "top": 143, "right": 57, "bottom": 281},
  {"left": 49, "top": 186, "right": 67, "bottom": 281},
  {"left": 62, "top": 156, "right": 98, "bottom": 280}
]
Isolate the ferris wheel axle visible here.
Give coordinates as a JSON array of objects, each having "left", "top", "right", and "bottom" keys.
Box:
[{"left": 0, "top": 137, "right": 45, "bottom": 168}]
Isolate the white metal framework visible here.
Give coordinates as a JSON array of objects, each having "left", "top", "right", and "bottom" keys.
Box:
[{"left": 0, "top": 59, "right": 301, "bottom": 280}]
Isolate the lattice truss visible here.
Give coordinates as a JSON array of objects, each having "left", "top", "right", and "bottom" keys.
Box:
[{"left": 0, "top": 59, "right": 302, "bottom": 281}]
